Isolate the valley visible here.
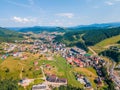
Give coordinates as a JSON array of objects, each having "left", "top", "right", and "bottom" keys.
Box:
[{"left": 0, "top": 27, "right": 120, "bottom": 90}]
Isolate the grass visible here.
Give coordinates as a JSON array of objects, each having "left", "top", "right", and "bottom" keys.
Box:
[
  {"left": 37, "top": 56, "right": 84, "bottom": 88},
  {"left": 74, "top": 67, "right": 98, "bottom": 88},
  {"left": 91, "top": 35, "right": 120, "bottom": 53},
  {"left": 0, "top": 53, "right": 99, "bottom": 89},
  {"left": 0, "top": 53, "right": 44, "bottom": 80}
]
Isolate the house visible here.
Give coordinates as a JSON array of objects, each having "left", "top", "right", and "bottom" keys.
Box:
[
  {"left": 32, "top": 83, "right": 47, "bottom": 90},
  {"left": 46, "top": 75, "right": 57, "bottom": 82},
  {"left": 84, "top": 77, "right": 92, "bottom": 88},
  {"left": 77, "top": 75, "right": 86, "bottom": 84},
  {"left": 46, "top": 75, "right": 67, "bottom": 84},
  {"left": 19, "top": 78, "right": 34, "bottom": 86},
  {"left": 66, "top": 57, "right": 73, "bottom": 65},
  {"left": 13, "top": 52, "right": 22, "bottom": 57},
  {"left": 85, "top": 83, "right": 92, "bottom": 88},
  {"left": 56, "top": 78, "right": 67, "bottom": 83},
  {"left": 95, "top": 77, "right": 102, "bottom": 85},
  {"left": 34, "top": 61, "right": 38, "bottom": 66},
  {"left": 45, "top": 64, "right": 51, "bottom": 69}
]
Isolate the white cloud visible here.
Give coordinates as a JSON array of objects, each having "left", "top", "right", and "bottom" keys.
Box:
[
  {"left": 105, "top": 0, "right": 120, "bottom": 6},
  {"left": 105, "top": 1, "right": 114, "bottom": 5},
  {"left": 12, "top": 16, "right": 36, "bottom": 23},
  {"left": 56, "top": 13, "right": 74, "bottom": 18}
]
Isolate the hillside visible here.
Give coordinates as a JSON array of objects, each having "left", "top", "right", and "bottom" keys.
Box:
[
  {"left": 8, "top": 22, "right": 120, "bottom": 32},
  {"left": 90, "top": 35, "right": 120, "bottom": 53},
  {"left": 0, "top": 27, "right": 23, "bottom": 42},
  {"left": 19, "top": 26, "right": 67, "bottom": 33},
  {"left": 55, "top": 27, "right": 120, "bottom": 51}
]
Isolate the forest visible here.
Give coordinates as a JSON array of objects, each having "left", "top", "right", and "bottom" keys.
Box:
[
  {"left": 55, "top": 27, "right": 120, "bottom": 51},
  {"left": 99, "top": 49, "right": 120, "bottom": 63},
  {"left": 0, "top": 27, "right": 23, "bottom": 42}
]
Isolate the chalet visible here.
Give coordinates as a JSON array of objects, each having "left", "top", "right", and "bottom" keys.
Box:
[
  {"left": 66, "top": 57, "right": 73, "bottom": 65},
  {"left": 19, "top": 78, "right": 30, "bottom": 84},
  {"left": 34, "top": 61, "right": 38, "bottom": 66},
  {"left": 32, "top": 83, "right": 47, "bottom": 90},
  {"left": 46, "top": 75, "right": 56, "bottom": 82},
  {"left": 45, "top": 64, "right": 51, "bottom": 69},
  {"left": 13, "top": 52, "right": 22, "bottom": 57},
  {"left": 56, "top": 78, "right": 67, "bottom": 83},
  {"left": 77, "top": 74, "right": 86, "bottom": 84},
  {"left": 73, "top": 58, "right": 84, "bottom": 67},
  {"left": 46, "top": 75, "right": 67, "bottom": 84},
  {"left": 84, "top": 77, "right": 92, "bottom": 88}
]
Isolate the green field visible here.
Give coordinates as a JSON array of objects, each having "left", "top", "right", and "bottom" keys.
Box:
[
  {"left": 37, "top": 56, "right": 84, "bottom": 88},
  {"left": 0, "top": 53, "right": 101, "bottom": 89},
  {"left": 90, "top": 35, "right": 120, "bottom": 53}
]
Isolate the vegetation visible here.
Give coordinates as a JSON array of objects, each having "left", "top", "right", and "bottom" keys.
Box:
[
  {"left": 19, "top": 26, "right": 66, "bottom": 33},
  {"left": 53, "top": 85, "right": 83, "bottom": 90},
  {"left": 99, "top": 49, "right": 120, "bottom": 62},
  {"left": 55, "top": 27, "right": 120, "bottom": 51},
  {"left": 117, "top": 40, "right": 120, "bottom": 44},
  {"left": 101, "top": 67, "right": 115, "bottom": 90},
  {"left": 90, "top": 35, "right": 120, "bottom": 53},
  {"left": 0, "top": 78, "right": 18, "bottom": 90},
  {"left": 0, "top": 27, "right": 23, "bottom": 42}
]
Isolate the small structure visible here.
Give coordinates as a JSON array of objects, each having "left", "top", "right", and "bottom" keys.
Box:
[
  {"left": 46, "top": 75, "right": 67, "bottom": 84},
  {"left": 19, "top": 78, "right": 34, "bottom": 87},
  {"left": 32, "top": 83, "right": 47, "bottom": 90},
  {"left": 95, "top": 77, "right": 102, "bottom": 85},
  {"left": 34, "top": 61, "right": 38, "bottom": 66}
]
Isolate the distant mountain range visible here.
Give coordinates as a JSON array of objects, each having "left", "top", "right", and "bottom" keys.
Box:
[
  {"left": 67, "top": 22, "right": 120, "bottom": 30},
  {"left": 7, "top": 22, "right": 120, "bottom": 33}
]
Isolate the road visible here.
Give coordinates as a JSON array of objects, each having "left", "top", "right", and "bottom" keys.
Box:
[
  {"left": 40, "top": 66, "right": 67, "bottom": 89},
  {"left": 88, "top": 47, "right": 98, "bottom": 55},
  {"left": 88, "top": 47, "right": 120, "bottom": 88},
  {"left": 109, "top": 62, "right": 120, "bottom": 88},
  {"left": 40, "top": 66, "right": 50, "bottom": 90}
]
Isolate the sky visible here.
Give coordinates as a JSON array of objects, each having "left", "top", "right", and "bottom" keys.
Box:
[{"left": 0, "top": 0, "right": 120, "bottom": 27}]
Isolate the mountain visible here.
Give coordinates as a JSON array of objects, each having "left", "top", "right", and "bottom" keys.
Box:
[
  {"left": 55, "top": 27, "right": 120, "bottom": 51},
  {"left": 18, "top": 26, "right": 67, "bottom": 33},
  {"left": 7, "top": 22, "right": 120, "bottom": 33},
  {"left": 68, "top": 22, "right": 120, "bottom": 30},
  {"left": 0, "top": 27, "right": 23, "bottom": 42}
]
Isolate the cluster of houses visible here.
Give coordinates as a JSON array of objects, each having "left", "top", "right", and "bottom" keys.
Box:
[
  {"left": 0, "top": 32, "right": 107, "bottom": 89},
  {"left": 46, "top": 74, "right": 67, "bottom": 84},
  {"left": 109, "top": 46, "right": 120, "bottom": 52},
  {"left": 64, "top": 47, "right": 105, "bottom": 69},
  {"left": 76, "top": 74, "right": 92, "bottom": 88}
]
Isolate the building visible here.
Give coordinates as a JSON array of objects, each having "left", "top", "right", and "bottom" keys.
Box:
[{"left": 32, "top": 83, "right": 47, "bottom": 90}]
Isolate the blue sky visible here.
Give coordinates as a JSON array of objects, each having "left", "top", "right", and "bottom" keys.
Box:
[{"left": 0, "top": 0, "right": 120, "bottom": 27}]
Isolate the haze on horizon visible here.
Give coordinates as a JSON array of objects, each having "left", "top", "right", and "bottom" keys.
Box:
[{"left": 0, "top": 0, "right": 120, "bottom": 27}]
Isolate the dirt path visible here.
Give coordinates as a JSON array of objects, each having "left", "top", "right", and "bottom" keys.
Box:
[
  {"left": 104, "top": 44, "right": 119, "bottom": 48},
  {"left": 88, "top": 47, "right": 97, "bottom": 55},
  {"left": 19, "top": 62, "right": 25, "bottom": 79}
]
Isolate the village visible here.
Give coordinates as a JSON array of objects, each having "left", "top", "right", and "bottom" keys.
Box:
[{"left": 0, "top": 32, "right": 109, "bottom": 90}]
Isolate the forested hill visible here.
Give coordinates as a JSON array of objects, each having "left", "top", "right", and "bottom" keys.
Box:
[
  {"left": 19, "top": 26, "right": 66, "bottom": 33},
  {"left": 0, "top": 27, "right": 23, "bottom": 42},
  {"left": 55, "top": 27, "right": 120, "bottom": 50}
]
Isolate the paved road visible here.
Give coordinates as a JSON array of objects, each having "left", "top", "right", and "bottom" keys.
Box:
[
  {"left": 109, "top": 62, "right": 120, "bottom": 88},
  {"left": 88, "top": 47, "right": 120, "bottom": 88}
]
